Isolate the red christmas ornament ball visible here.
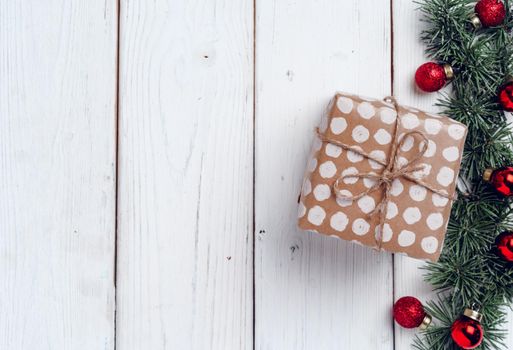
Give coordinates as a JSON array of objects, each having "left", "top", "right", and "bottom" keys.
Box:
[
  {"left": 485, "top": 167, "right": 513, "bottom": 196},
  {"left": 393, "top": 297, "right": 427, "bottom": 329},
  {"left": 475, "top": 0, "right": 506, "bottom": 27},
  {"left": 498, "top": 81, "right": 513, "bottom": 112},
  {"left": 415, "top": 62, "right": 448, "bottom": 92},
  {"left": 496, "top": 231, "right": 513, "bottom": 262},
  {"left": 451, "top": 314, "right": 484, "bottom": 349}
]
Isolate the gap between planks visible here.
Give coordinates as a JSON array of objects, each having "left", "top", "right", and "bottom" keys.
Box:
[
  {"left": 114, "top": 0, "right": 121, "bottom": 349},
  {"left": 252, "top": 0, "right": 258, "bottom": 349},
  {"left": 390, "top": 0, "right": 397, "bottom": 348}
]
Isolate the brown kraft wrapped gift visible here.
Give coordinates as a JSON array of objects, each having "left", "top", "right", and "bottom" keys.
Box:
[{"left": 297, "top": 92, "right": 468, "bottom": 261}]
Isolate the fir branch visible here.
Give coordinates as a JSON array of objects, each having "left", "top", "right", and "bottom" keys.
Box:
[{"left": 415, "top": 0, "right": 513, "bottom": 349}]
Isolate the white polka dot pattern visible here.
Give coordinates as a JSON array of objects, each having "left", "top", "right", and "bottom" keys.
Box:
[
  {"left": 380, "top": 224, "right": 393, "bottom": 242},
  {"left": 337, "top": 97, "right": 354, "bottom": 114},
  {"left": 401, "top": 113, "right": 420, "bottom": 129},
  {"left": 424, "top": 119, "right": 442, "bottom": 135},
  {"left": 442, "top": 146, "right": 459, "bottom": 162},
  {"left": 390, "top": 179, "right": 403, "bottom": 197},
  {"left": 352, "top": 125, "right": 370, "bottom": 143},
  {"left": 368, "top": 150, "right": 386, "bottom": 170},
  {"left": 325, "top": 144, "right": 343, "bottom": 158},
  {"left": 400, "top": 135, "right": 414, "bottom": 152},
  {"left": 319, "top": 161, "right": 337, "bottom": 178},
  {"left": 398, "top": 230, "right": 416, "bottom": 247},
  {"left": 403, "top": 207, "right": 421, "bottom": 224},
  {"left": 347, "top": 147, "right": 364, "bottom": 163},
  {"left": 363, "top": 176, "right": 377, "bottom": 189},
  {"left": 357, "top": 102, "right": 376, "bottom": 119},
  {"left": 374, "top": 129, "right": 392, "bottom": 145},
  {"left": 412, "top": 163, "right": 431, "bottom": 179},
  {"left": 448, "top": 124, "right": 466, "bottom": 140},
  {"left": 432, "top": 192, "right": 449, "bottom": 207},
  {"left": 308, "top": 157, "right": 318, "bottom": 172},
  {"left": 330, "top": 212, "right": 349, "bottom": 231},
  {"left": 409, "top": 185, "right": 427, "bottom": 202},
  {"left": 352, "top": 218, "right": 370, "bottom": 236},
  {"left": 336, "top": 190, "right": 353, "bottom": 207},
  {"left": 422, "top": 140, "right": 437, "bottom": 157},
  {"left": 426, "top": 213, "right": 444, "bottom": 230},
  {"left": 331, "top": 117, "right": 348, "bottom": 134},
  {"left": 297, "top": 93, "right": 467, "bottom": 261},
  {"left": 421, "top": 236, "right": 439, "bottom": 254},
  {"left": 302, "top": 179, "right": 312, "bottom": 196},
  {"left": 396, "top": 156, "right": 408, "bottom": 168},
  {"left": 357, "top": 196, "right": 376, "bottom": 214},
  {"left": 308, "top": 206, "right": 326, "bottom": 226},
  {"left": 379, "top": 107, "right": 397, "bottom": 124},
  {"left": 313, "top": 184, "right": 331, "bottom": 201},
  {"left": 341, "top": 167, "right": 359, "bottom": 184},
  {"left": 436, "top": 166, "right": 455, "bottom": 187},
  {"left": 386, "top": 202, "right": 398, "bottom": 219}
]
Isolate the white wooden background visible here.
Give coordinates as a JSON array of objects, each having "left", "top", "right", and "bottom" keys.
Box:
[{"left": 1, "top": 0, "right": 511, "bottom": 349}]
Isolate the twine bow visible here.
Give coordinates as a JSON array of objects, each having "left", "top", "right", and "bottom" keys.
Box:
[{"left": 316, "top": 96, "right": 454, "bottom": 249}]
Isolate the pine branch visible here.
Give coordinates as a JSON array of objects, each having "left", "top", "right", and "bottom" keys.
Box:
[{"left": 415, "top": 0, "right": 513, "bottom": 349}]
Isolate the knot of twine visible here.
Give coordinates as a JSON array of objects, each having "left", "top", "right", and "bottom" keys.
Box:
[{"left": 316, "top": 96, "right": 454, "bottom": 249}]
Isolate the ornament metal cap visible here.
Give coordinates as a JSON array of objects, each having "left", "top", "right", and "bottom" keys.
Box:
[
  {"left": 443, "top": 64, "right": 454, "bottom": 80},
  {"left": 483, "top": 168, "right": 494, "bottom": 182},
  {"left": 470, "top": 14, "right": 482, "bottom": 29},
  {"left": 464, "top": 308, "right": 483, "bottom": 323},
  {"left": 419, "top": 314, "right": 432, "bottom": 330}
]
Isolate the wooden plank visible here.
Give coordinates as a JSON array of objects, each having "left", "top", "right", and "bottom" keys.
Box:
[
  {"left": 392, "top": 1, "right": 438, "bottom": 348},
  {"left": 254, "top": 1, "right": 394, "bottom": 349},
  {"left": 115, "top": 1, "right": 254, "bottom": 349},
  {"left": 0, "top": 1, "right": 117, "bottom": 349},
  {"left": 393, "top": 1, "right": 513, "bottom": 348}
]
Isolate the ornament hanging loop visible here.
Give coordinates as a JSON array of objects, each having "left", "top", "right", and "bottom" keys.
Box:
[
  {"left": 482, "top": 168, "right": 493, "bottom": 182},
  {"left": 464, "top": 308, "right": 483, "bottom": 323},
  {"left": 443, "top": 64, "right": 455, "bottom": 80},
  {"left": 419, "top": 314, "right": 432, "bottom": 330},
  {"left": 470, "top": 15, "right": 482, "bottom": 29}
]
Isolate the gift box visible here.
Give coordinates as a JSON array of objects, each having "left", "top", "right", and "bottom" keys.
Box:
[{"left": 297, "top": 92, "right": 467, "bottom": 261}]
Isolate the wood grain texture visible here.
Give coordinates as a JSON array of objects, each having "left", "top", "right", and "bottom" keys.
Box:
[
  {"left": 0, "top": 1, "right": 117, "bottom": 349},
  {"left": 254, "top": 1, "right": 394, "bottom": 349},
  {"left": 115, "top": 0, "right": 254, "bottom": 349},
  {"left": 2, "top": 1, "right": 511, "bottom": 348}
]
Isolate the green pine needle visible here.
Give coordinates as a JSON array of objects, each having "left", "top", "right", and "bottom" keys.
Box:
[{"left": 415, "top": 0, "right": 513, "bottom": 349}]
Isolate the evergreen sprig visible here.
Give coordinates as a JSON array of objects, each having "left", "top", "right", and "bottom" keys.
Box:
[{"left": 413, "top": 0, "right": 513, "bottom": 349}]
